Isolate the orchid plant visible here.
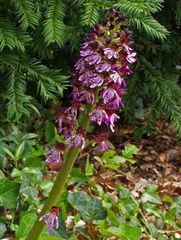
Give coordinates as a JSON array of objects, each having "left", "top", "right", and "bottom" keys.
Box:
[{"left": 27, "top": 8, "right": 136, "bottom": 239}]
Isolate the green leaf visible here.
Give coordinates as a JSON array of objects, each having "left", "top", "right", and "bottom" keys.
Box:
[
  {"left": 24, "top": 157, "right": 44, "bottom": 168},
  {"left": 15, "top": 141, "right": 25, "bottom": 161},
  {"left": 24, "top": 133, "right": 38, "bottom": 139},
  {"left": 118, "top": 185, "right": 138, "bottom": 216},
  {"left": 20, "top": 174, "right": 38, "bottom": 198},
  {"left": 165, "top": 208, "right": 177, "bottom": 222},
  {"left": 158, "top": 235, "right": 169, "bottom": 240},
  {"left": 107, "top": 224, "right": 141, "bottom": 240},
  {"left": 3, "top": 148, "right": 15, "bottom": 160},
  {"left": 16, "top": 212, "right": 37, "bottom": 239},
  {"left": 39, "top": 237, "right": 64, "bottom": 240},
  {"left": 68, "top": 168, "right": 90, "bottom": 186},
  {"left": 144, "top": 203, "right": 163, "bottom": 218},
  {"left": 80, "top": 198, "right": 107, "bottom": 221},
  {"left": 147, "top": 222, "right": 158, "bottom": 237},
  {"left": 68, "top": 191, "right": 89, "bottom": 210},
  {"left": 107, "top": 209, "right": 120, "bottom": 226},
  {"left": 122, "top": 144, "right": 139, "bottom": 159},
  {"left": 102, "top": 150, "right": 116, "bottom": 160},
  {"left": 0, "top": 222, "right": 7, "bottom": 238},
  {"left": 141, "top": 184, "right": 162, "bottom": 205},
  {"left": 11, "top": 168, "right": 22, "bottom": 179},
  {"left": 85, "top": 157, "right": 94, "bottom": 176},
  {"left": 45, "top": 120, "right": 56, "bottom": 141},
  {"left": 115, "top": 0, "right": 164, "bottom": 16},
  {"left": 68, "top": 192, "right": 107, "bottom": 220},
  {"left": 104, "top": 155, "right": 126, "bottom": 170},
  {"left": 0, "top": 179, "right": 20, "bottom": 209},
  {"left": 0, "top": 170, "right": 5, "bottom": 179},
  {"left": 170, "top": 196, "right": 181, "bottom": 215},
  {"left": 39, "top": 179, "right": 54, "bottom": 195}
]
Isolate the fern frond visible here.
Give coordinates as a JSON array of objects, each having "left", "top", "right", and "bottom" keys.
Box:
[
  {"left": 143, "top": 102, "right": 160, "bottom": 136},
  {"left": 42, "top": 0, "right": 68, "bottom": 47},
  {"left": 71, "top": 0, "right": 85, "bottom": 7},
  {"left": 141, "top": 57, "right": 181, "bottom": 136},
  {"left": 115, "top": 0, "right": 164, "bottom": 16},
  {"left": 32, "top": 28, "right": 54, "bottom": 59},
  {"left": 175, "top": 0, "right": 181, "bottom": 25},
  {"left": 0, "top": 54, "right": 69, "bottom": 101},
  {"left": 114, "top": 0, "right": 169, "bottom": 40},
  {"left": 6, "top": 70, "right": 39, "bottom": 121},
  {"left": 80, "top": 0, "right": 99, "bottom": 27},
  {"left": 18, "top": 58, "right": 69, "bottom": 100},
  {"left": 11, "top": 0, "right": 39, "bottom": 30},
  {"left": 130, "top": 16, "right": 169, "bottom": 40},
  {"left": 124, "top": 72, "right": 142, "bottom": 124},
  {"left": 0, "top": 19, "right": 32, "bottom": 52}
]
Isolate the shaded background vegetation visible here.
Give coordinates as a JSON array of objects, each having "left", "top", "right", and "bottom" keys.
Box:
[{"left": 0, "top": 0, "right": 180, "bottom": 135}]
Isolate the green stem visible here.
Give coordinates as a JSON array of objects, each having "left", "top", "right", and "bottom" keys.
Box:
[
  {"left": 26, "top": 99, "right": 97, "bottom": 240},
  {"left": 26, "top": 148, "right": 80, "bottom": 240}
]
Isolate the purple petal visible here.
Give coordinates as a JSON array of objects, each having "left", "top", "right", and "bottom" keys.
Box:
[
  {"left": 103, "top": 48, "right": 118, "bottom": 59},
  {"left": 80, "top": 49, "right": 93, "bottom": 57},
  {"left": 85, "top": 53, "right": 102, "bottom": 65},
  {"left": 126, "top": 52, "right": 137, "bottom": 63},
  {"left": 110, "top": 71, "right": 124, "bottom": 85},
  {"left": 96, "top": 62, "right": 111, "bottom": 73},
  {"left": 100, "top": 141, "right": 109, "bottom": 152},
  {"left": 109, "top": 113, "right": 120, "bottom": 132}
]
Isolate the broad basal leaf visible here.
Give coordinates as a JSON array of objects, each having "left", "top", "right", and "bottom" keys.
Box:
[
  {"left": 16, "top": 212, "right": 37, "bottom": 240},
  {"left": 0, "top": 179, "right": 20, "bottom": 209},
  {"left": 68, "top": 192, "right": 107, "bottom": 220},
  {"left": 141, "top": 184, "right": 162, "bottom": 205},
  {"left": 68, "top": 191, "right": 89, "bottom": 210},
  {"left": 107, "top": 224, "right": 141, "bottom": 240},
  {"left": 80, "top": 198, "right": 107, "bottom": 221}
]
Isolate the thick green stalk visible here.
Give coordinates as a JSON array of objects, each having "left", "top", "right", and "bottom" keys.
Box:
[
  {"left": 26, "top": 101, "right": 96, "bottom": 240},
  {"left": 26, "top": 148, "right": 80, "bottom": 240}
]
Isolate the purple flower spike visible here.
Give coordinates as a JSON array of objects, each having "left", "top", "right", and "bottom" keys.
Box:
[
  {"left": 39, "top": 206, "right": 60, "bottom": 231},
  {"left": 54, "top": 8, "right": 136, "bottom": 155}
]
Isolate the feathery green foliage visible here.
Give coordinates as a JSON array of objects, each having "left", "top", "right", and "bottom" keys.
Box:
[
  {"left": 43, "top": 0, "right": 67, "bottom": 47},
  {"left": 122, "top": 0, "right": 181, "bottom": 138},
  {"left": 11, "top": 0, "right": 39, "bottom": 30},
  {"left": 80, "top": 0, "right": 100, "bottom": 27},
  {"left": 0, "top": 0, "right": 180, "bottom": 138}
]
